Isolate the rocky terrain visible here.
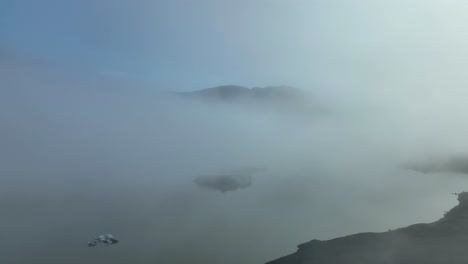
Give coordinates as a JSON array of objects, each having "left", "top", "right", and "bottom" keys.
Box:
[{"left": 267, "top": 192, "right": 468, "bottom": 264}]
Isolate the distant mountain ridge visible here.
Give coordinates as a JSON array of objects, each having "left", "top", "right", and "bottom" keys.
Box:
[
  {"left": 175, "top": 85, "right": 304, "bottom": 102},
  {"left": 172, "top": 85, "right": 323, "bottom": 116},
  {"left": 266, "top": 192, "right": 468, "bottom": 264}
]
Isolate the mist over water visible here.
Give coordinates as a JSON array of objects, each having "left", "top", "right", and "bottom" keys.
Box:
[{"left": 2, "top": 64, "right": 468, "bottom": 264}]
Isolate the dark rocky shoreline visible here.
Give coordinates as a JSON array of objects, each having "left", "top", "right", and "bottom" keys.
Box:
[{"left": 267, "top": 192, "right": 468, "bottom": 264}]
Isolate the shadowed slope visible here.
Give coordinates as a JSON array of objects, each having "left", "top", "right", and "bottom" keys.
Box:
[{"left": 267, "top": 192, "right": 468, "bottom": 264}]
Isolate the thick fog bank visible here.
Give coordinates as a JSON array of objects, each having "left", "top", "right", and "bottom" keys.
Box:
[{"left": 2, "top": 69, "right": 468, "bottom": 263}]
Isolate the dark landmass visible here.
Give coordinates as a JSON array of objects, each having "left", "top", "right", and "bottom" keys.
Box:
[
  {"left": 194, "top": 174, "right": 252, "bottom": 192},
  {"left": 267, "top": 192, "right": 468, "bottom": 264},
  {"left": 172, "top": 85, "right": 323, "bottom": 115},
  {"left": 175, "top": 85, "right": 303, "bottom": 102},
  {"left": 194, "top": 167, "right": 266, "bottom": 192},
  {"left": 404, "top": 155, "right": 468, "bottom": 175}
]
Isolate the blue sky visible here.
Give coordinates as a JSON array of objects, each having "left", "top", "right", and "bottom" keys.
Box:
[
  {"left": 0, "top": 1, "right": 225, "bottom": 88},
  {"left": 0, "top": 0, "right": 353, "bottom": 91},
  {"left": 2, "top": 0, "right": 468, "bottom": 93},
  {"left": 0, "top": 1, "right": 280, "bottom": 90}
]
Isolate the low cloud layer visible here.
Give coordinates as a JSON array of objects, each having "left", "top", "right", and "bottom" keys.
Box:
[
  {"left": 404, "top": 155, "right": 468, "bottom": 175},
  {"left": 2, "top": 49, "right": 468, "bottom": 264}
]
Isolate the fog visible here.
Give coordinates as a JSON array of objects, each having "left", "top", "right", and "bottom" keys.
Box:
[
  {"left": 404, "top": 155, "right": 468, "bottom": 175},
  {"left": 2, "top": 57, "right": 468, "bottom": 264},
  {"left": 4, "top": 1, "right": 468, "bottom": 263}
]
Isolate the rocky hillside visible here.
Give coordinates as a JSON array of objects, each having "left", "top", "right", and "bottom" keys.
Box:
[{"left": 267, "top": 192, "right": 468, "bottom": 264}]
